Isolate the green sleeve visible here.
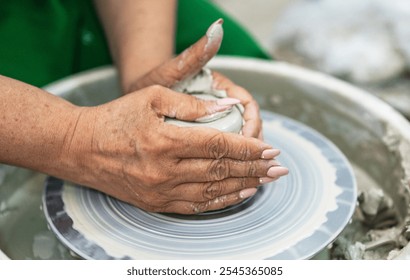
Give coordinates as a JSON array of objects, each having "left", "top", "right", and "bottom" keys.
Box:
[
  {"left": 0, "top": 0, "right": 269, "bottom": 87},
  {"left": 176, "top": 0, "right": 270, "bottom": 59},
  {"left": 0, "top": 0, "right": 110, "bottom": 87}
]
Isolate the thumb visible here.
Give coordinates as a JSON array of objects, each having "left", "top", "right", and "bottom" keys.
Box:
[
  {"left": 135, "top": 19, "right": 224, "bottom": 90},
  {"left": 151, "top": 87, "right": 238, "bottom": 122},
  {"left": 174, "top": 18, "right": 224, "bottom": 79}
]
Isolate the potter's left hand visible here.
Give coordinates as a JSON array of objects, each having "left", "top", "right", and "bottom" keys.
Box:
[{"left": 124, "top": 19, "right": 263, "bottom": 139}]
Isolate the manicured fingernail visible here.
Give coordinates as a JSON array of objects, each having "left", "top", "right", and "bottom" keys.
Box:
[
  {"left": 259, "top": 177, "right": 277, "bottom": 184},
  {"left": 216, "top": 97, "right": 240, "bottom": 106},
  {"left": 261, "top": 149, "right": 281, "bottom": 159},
  {"left": 197, "top": 103, "right": 233, "bottom": 122},
  {"left": 196, "top": 110, "right": 230, "bottom": 122},
  {"left": 201, "top": 98, "right": 240, "bottom": 118},
  {"left": 239, "top": 188, "right": 258, "bottom": 199},
  {"left": 267, "top": 166, "right": 289, "bottom": 178}
]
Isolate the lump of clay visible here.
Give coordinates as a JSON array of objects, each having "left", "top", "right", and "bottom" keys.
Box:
[
  {"left": 271, "top": 0, "right": 410, "bottom": 84},
  {"left": 169, "top": 68, "right": 243, "bottom": 133},
  {"left": 357, "top": 187, "right": 398, "bottom": 229}
]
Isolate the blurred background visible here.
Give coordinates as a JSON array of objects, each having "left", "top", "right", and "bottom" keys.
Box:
[
  {"left": 212, "top": 0, "right": 410, "bottom": 119},
  {"left": 213, "top": 0, "right": 289, "bottom": 53}
]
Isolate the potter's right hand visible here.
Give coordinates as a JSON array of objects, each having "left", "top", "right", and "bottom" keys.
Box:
[{"left": 62, "top": 85, "right": 288, "bottom": 214}]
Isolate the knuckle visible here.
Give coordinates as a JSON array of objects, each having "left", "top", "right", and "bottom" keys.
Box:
[
  {"left": 140, "top": 171, "right": 167, "bottom": 187},
  {"left": 238, "top": 177, "right": 249, "bottom": 190},
  {"left": 191, "top": 201, "right": 210, "bottom": 214},
  {"left": 235, "top": 140, "right": 252, "bottom": 161},
  {"left": 205, "top": 133, "right": 230, "bottom": 159},
  {"left": 202, "top": 181, "right": 224, "bottom": 200},
  {"left": 147, "top": 84, "right": 165, "bottom": 95},
  {"left": 246, "top": 161, "right": 258, "bottom": 177},
  {"left": 145, "top": 85, "right": 164, "bottom": 108},
  {"left": 207, "top": 159, "right": 230, "bottom": 181},
  {"left": 241, "top": 140, "right": 258, "bottom": 160}
]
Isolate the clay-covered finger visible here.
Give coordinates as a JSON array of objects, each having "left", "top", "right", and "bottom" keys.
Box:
[
  {"left": 167, "top": 18, "right": 223, "bottom": 81},
  {"left": 134, "top": 19, "right": 223, "bottom": 90},
  {"left": 158, "top": 188, "right": 258, "bottom": 214},
  {"left": 190, "top": 188, "right": 257, "bottom": 214}
]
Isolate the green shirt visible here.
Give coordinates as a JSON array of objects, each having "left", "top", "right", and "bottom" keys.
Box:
[{"left": 0, "top": 0, "right": 269, "bottom": 87}]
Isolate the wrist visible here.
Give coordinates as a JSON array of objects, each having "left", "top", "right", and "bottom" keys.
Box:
[{"left": 53, "top": 106, "right": 98, "bottom": 186}]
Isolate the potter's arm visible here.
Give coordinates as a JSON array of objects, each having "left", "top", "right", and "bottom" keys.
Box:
[
  {"left": 93, "top": 0, "right": 176, "bottom": 93},
  {"left": 0, "top": 75, "right": 84, "bottom": 176}
]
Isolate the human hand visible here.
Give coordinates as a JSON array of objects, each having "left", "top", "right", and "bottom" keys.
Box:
[
  {"left": 124, "top": 19, "right": 263, "bottom": 139},
  {"left": 63, "top": 86, "right": 287, "bottom": 214}
]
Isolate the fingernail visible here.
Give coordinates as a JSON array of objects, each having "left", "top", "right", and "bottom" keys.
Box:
[
  {"left": 261, "top": 148, "right": 281, "bottom": 159},
  {"left": 206, "top": 18, "right": 224, "bottom": 38},
  {"left": 239, "top": 188, "right": 258, "bottom": 199},
  {"left": 196, "top": 110, "right": 231, "bottom": 122},
  {"left": 216, "top": 97, "right": 240, "bottom": 106},
  {"left": 267, "top": 166, "right": 289, "bottom": 178},
  {"left": 202, "top": 98, "right": 240, "bottom": 116},
  {"left": 259, "top": 177, "right": 277, "bottom": 184},
  {"left": 197, "top": 100, "right": 233, "bottom": 122}
]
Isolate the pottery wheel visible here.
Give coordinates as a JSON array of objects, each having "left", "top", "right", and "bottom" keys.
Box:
[{"left": 43, "top": 111, "right": 357, "bottom": 259}]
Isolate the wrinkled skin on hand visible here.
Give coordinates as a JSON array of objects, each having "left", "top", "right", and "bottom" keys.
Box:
[
  {"left": 65, "top": 86, "right": 286, "bottom": 214},
  {"left": 126, "top": 19, "right": 263, "bottom": 139}
]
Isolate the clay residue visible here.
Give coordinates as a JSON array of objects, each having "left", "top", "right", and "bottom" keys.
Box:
[
  {"left": 330, "top": 162, "right": 410, "bottom": 260},
  {"left": 170, "top": 68, "right": 244, "bottom": 126},
  {"left": 382, "top": 123, "right": 410, "bottom": 198},
  {"left": 172, "top": 68, "right": 226, "bottom": 97}
]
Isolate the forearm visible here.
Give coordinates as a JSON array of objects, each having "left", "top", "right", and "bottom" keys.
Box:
[
  {"left": 93, "top": 0, "right": 177, "bottom": 92},
  {"left": 0, "top": 75, "right": 84, "bottom": 176}
]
